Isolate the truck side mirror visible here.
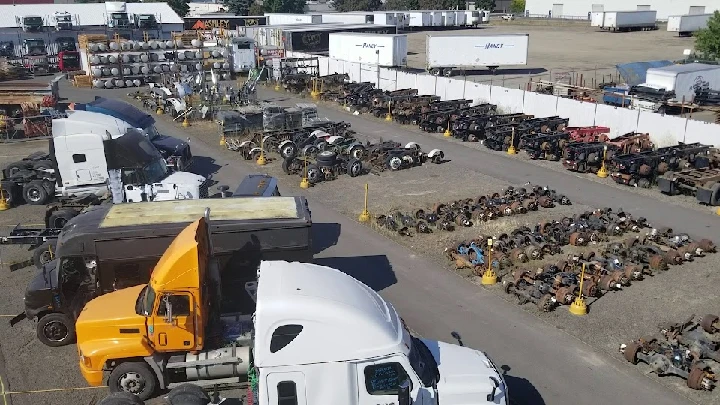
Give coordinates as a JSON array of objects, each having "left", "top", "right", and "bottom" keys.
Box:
[
  {"left": 163, "top": 295, "right": 173, "bottom": 324},
  {"left": 398, "top": 379, "right": 411, "bottom": 405}
]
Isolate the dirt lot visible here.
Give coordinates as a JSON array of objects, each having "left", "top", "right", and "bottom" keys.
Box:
[{"left": 0, "top": 80, "right": 718, "bottom": 405}]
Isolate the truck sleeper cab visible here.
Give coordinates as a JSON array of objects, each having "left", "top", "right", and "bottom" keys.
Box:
[
  {"left": 12, "top": 197, "right": 312, "bottom": 347},
  {"left": 76, "top": 218, "right": 507, "bottom": 404}
]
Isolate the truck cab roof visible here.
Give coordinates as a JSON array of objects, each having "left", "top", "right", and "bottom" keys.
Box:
[
  {"left": 253, "top": 261, "right": 407, "bottom": 367},
  {"left": 53, "top": 110, "right": 133, "bottom": 139}
]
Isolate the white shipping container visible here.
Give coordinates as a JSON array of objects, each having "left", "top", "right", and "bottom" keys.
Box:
[
  {"left": 646, "top": 63, "right": 720, "bottom": 101},
  {"left": 600, "top": 11, "right": 657, "bottom": 30},
  {"left": 590, "top": 11, "right": 605, "bottom": 27},
  {"left": 407, "top": 11, "right": 432, "bottom": 27},
  {"left": 329, "top": 33, "right": 407, "bottom": 67},
  {"left": 667, "top": 14, "right": 712, "bottom": 36},
  {"left": 426, "top": 33, "right": 529, "bottom": 73},
  {"left": 442, "top": 11, "right": 456, "bottom": 26},
  {"left": 321, "top": 13, "right": 372, "bottom": 24},
  {"left": 264, "top": 13, "right": 322, "bottom": 25},
  {"left": 455, "top": 10, "right": 467, "bottom": 26},
  {"left": 373, "top": 12, "right": 398, "bottom": 27},
  {"left": 432, "top": 11, "right": 444, "bottom": 26}
]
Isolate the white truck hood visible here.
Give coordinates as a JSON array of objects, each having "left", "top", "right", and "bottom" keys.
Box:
[
  {"left": 154, "top": 171, "right": 207, "bottom": 200},
  {"left": 162, "top": 171, "right": 206, "bottom": 186},
  {"left": 422, "top": 339, "right": 508, "bottom": 405}
]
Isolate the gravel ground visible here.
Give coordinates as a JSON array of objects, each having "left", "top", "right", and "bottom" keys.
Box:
[{"left": 0, "top": 80, "right": 718, "bottom": 404}]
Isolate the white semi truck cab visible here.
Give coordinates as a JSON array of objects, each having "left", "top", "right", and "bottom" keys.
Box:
[{"left": 1, "top": 110, "right": 207, "bottom": 205}]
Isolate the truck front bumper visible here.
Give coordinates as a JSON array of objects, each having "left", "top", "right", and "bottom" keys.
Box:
[{"left": 78, "top": 361, "right": 104, "bottom": 386}]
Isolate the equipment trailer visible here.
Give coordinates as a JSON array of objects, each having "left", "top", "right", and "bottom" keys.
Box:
[{"left": 657, "top": 168, "right": 720, "bottom": 205}]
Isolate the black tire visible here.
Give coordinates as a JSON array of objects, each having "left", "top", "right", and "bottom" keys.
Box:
[
  {"left": 167, "top": 383, "right": 211, "bottom": 405},
  {"left": 710, "top": 182, "right": 720, "bottom": 206},
  {"left": 349, "top": 145, "right": 365, "bottom": 160},
  {"left": 280, "top": 143, "right": 297, "bottom": 159},
  {"left": 23, "top": 181, "right": 49, "bottom": 205},
  {"left": 107, "top": 362, "right": 158, "bottom": 401},
  {"left": 48, "top": 208, "right": 78, "bottom": 229},
  {"left": 5, "top": 161, "right": 28, "bottom": 177},
  {"left": 98, "top": 392, "right": 144, "bottom": 405},
  {"left": 306, "top": 164, "right": 321, "bottom": 184},
  {"left": 637, "top": 178, "right": 651, "bottom": 189},
  {"left": 316, "top": 150, "right": 336, "bottom": 163},
  {"left": 281, "top": 157, "right": 297, "bottom": 175},
  {"left": 32, "top": 160, "right": 53, "bottom": 171},
  {"left": 36, "top": 312, "right": 75, "bottom": 347},
  {"left": 347, "top": 159, "right": 362, "bottom": 177},
  {"left": 33, "top": 241, "right": 56, "bottom": 268}
]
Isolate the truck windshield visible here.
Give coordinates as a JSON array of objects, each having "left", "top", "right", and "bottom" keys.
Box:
[
  {"left": 136, "top": 285, "right": 156, "bottom": 316},
  {"left": 25, "top": 17, "right": 43, "bottom": 25},
  {"left": 408, "top": 335, "right": 440, "bottom": 387},
  {"left": 142, "top": 159, "right": 169, "bottom": 183},
  {"left": 26, "top": 40, "right": 44, "bottom": 47}
]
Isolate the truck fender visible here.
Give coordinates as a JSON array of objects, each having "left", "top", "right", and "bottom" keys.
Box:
[
  {"left": 405, "top": 142, "right": 420, "bottom": 150},
  {"left": 428, "top": 149, "right": 443, "bottom": 158},
  {"left": 262, "top": 135, "right": 274, "bottom": 147},
  {"left": 144, "top": 353, "right": 168, "bottom": 389},
  {"left": 249, "top": 147, "right": 263, "bottom": 158},
  {"left": 311, "top": 129, "right": 330, "bottom": 138},
  {"left": 326, "top": 135, "right": 344, "bottom": 144},
  {"left": 239, "top": 140, "right": 255, "bottom": 149},
  {"left": 278, "top": 139, "right": 293, "bottom": 150}
]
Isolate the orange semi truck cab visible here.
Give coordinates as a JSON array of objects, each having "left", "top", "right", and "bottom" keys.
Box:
[{"left": 76, "top": 215, "right": 233, "bottom": 399}]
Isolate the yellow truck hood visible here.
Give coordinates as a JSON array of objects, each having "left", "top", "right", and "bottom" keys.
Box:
[{"left": 77, "top": 284, "right": 147, "bottom": 344}]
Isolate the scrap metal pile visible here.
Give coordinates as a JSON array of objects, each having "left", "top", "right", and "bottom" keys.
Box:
[
  {"left": 444, "top": 208, "right": 716, "bottom": 312},
  {"left": 375, "top": 184, "right": 571, "bottom": 237},
  {"left": 621, "top": 314, "right": 720, "bottom": 391}
]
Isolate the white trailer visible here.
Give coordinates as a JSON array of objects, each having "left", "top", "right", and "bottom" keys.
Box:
[
  {"left": 426, "top": 33, "right": 529, "bottom": 76},
  {"left": 590, "top": 11, "right": 605, "bottom": 27},
  {"left": 442, "top": 11, "right": 456, "bottom": 26},
  {"left": 329, "top": 33, "right": 407, "bottom": 67},
  {"left": 455, "top": 10, "right": 467, "bottom": 26},
  {"left": 667, "top": 13, "right": 713, "bottom": 36},
  {"left": 431, "top": 11, "right": 444, "bottom": 26},
  {"left": 407, "top": 11, "right": 432, "bottom": 28},
  {"left": 646, "top": 63, "right": 720, "bottom": 101},
  {"left": 321, "top": 12, "right": 372, "bottom": 24},
  {"left": 593, "top": 10, "right": 657, "bottom": 31},
  {"left": 373, "top": 11, "right": 399, "bottom": 27},
  {"left": 264, "top": 13, "right": 322, "bottom": 25}
]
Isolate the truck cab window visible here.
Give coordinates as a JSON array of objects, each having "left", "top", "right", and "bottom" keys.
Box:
[
  {"left": 277, "top": 381, "right": 297, "bottom": 405},
  {"left": 112, "top": 263, "right": 142, "bottom": 290},
  {"left": 270, "top": 324, "right": 303, "bottom": 353},
  {"left": 72, "top": 154, "right": 86, "bottom": 163},
  {"left": 364, "top": 362, "right": 408, "bottom": 395},
  {"left": 156, "top": 295, "right": 190, "bottom": 316}
]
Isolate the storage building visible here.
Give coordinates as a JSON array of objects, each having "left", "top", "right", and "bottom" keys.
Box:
[{"left": 524, "top": 0, "right": 720, "bottom": 21}]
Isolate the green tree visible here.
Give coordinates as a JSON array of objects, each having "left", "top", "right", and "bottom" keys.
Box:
[
  {"left": 509, "top": 0, "right": 525, "bottom": 13},
  {"left": 333, "top": 0, "right": 382, "bottom": 12},
  {"left": 695, "top": 11, "right": 720, "bottom": 59},
  {"left": 249, "top": 2, "right": 264, "bottom": 15},
  {"left": 476, "top": 0, "right": 495, "bottom": 11},
  {"left": 417, "top": 0, "right": 463, "bottom": 10},
  {"left": 263, "top": 0, "right": 306, "bottom": 13},
  {"left": 382, "top": 0, "right": 418, "bottom": 10},
  {"left": 166, "top": 0, "right": 190, "bottom": 17},
  {"left": 224, "top": 0, "right": 252, "bottom": 15}
]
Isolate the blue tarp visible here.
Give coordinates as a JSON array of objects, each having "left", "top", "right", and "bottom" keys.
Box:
[
  {"left": 616, "top": 60, "right": 673, "bottom": 86},
  {"left": 77, "top": 97, "right": 155, "bottom": 130}
]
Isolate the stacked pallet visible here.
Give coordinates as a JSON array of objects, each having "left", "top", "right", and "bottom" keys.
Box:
[{"left": 0, "top": 58, "right": 29, "bottom": 81}]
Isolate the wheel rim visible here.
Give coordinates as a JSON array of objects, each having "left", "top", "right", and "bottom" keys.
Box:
[
  {"left": 27, "top": 188, "right": 41, "bottom": 202},
  {"left": 352, "top": 148, "right": 363, "bottom": 159},
  {"left": 390, "top": 157, "right": 401, "bottom": 170},
  {"left": 282, "top": 146, "right": 294, "bottom": 157},
  {"left": 39, "top": 249, "right": 53, "bottom": 265},
  {"left": 118, "top": 372, "right": 145, "bottom": 394},
  {"left": 307, "top": 168, "right": 320, "bottom": 182},
  {"left": 350, "top": 162, "right": 361, "bottom": 176},
  {"left": 43, "top": 320, "right": 68, "bottom": 342},
  {"left": 53, "top": 218, "right": 67, "bottom": 229}
]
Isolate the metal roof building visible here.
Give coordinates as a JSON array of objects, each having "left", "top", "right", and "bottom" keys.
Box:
[
  {"left": 0, "top": 3, "right": 183, "bottom": 31},
  {"left": 524, "top": 0, "right": 720, "bottom": 20}
]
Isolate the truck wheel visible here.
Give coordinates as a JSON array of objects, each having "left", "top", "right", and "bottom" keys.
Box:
[
  {"left": 33, "top": 241, "right": 56, "bottom": 268},
  {"left": 443, "top": 68, "right": 453, "bottom": 77},
  {"left": 710, "top": 182, "right": 720, "bottom": 206},
  {"left": 37, "top": 312, "right": 75, "bottom": 347},
  {"left": 108, "top": 362, "right": 157, "bottom": 401},
  {"left": 306, "top": 164, "right": 321, "bottom": 184},
  {"left": 167, "top": 383, "right": 211, "bottom": 405},
  {"left": 23, "top": 181, "right": 49, "bottom": 205},
  {"left": 48, "top": 208, "right": 78, "bottom": 229},
  {"left": 347, "top": 159, "right": 363, "bottom": 177},
  {"left": 98, "top": 392, "right": 144, "bottom": 405}
]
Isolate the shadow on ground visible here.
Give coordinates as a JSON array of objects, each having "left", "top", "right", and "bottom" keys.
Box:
[
  {"left": 314, "top": 254, "right": 397, "bottom": 291},
  {"left": 501, "top": 365, "right": 547, "bottom": 405},
  {"left": 192, "top": 155, "right": 223, "bottom": 178},
  {"left": 311, "top": 222, "right": 341, "bottom": 255}
]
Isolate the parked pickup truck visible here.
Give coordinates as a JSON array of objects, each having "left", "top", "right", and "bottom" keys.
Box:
[
  {"left": 9, "top": 197, "right": 312, "bottom": 347},
  {"left": 77, "top": 216, "right": 509, "bottom": 404}
]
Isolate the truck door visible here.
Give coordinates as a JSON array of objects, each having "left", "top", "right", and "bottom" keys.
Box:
[
  {"left": 152, "top": 292, "right": 196, "bottom": 350},
  {"left": 266, "top": 372, "right": 307, "bottom": 405},
  {"left": 355, "top": 358, "right": 430, "bottom": 405}
]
